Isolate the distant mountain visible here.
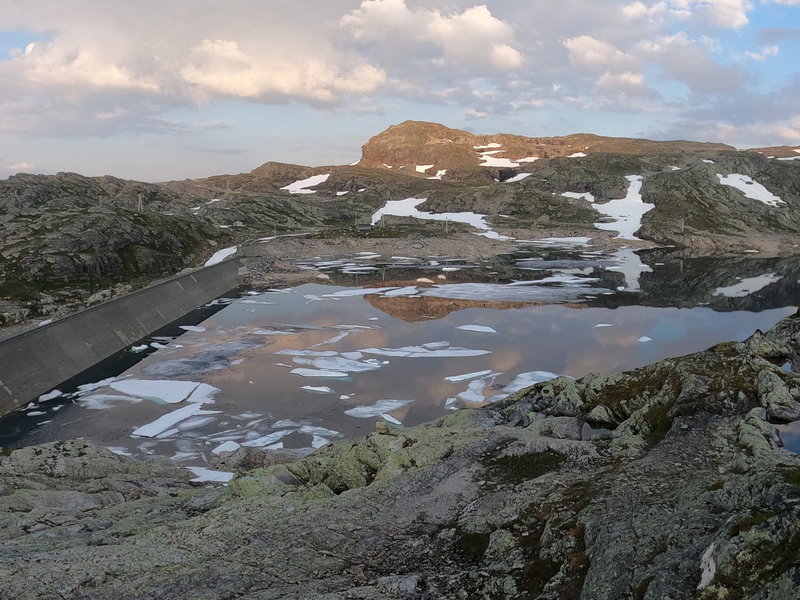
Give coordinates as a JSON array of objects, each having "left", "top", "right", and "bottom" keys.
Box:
[
  {"left": 357, "top": 120, "right": 734, "bottom": 177},
  {"left": 747, "top": 145, "right": 800, "bottom": 159}
]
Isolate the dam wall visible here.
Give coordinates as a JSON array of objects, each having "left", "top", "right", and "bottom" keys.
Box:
[{"left": 0, "top": 257, "right": 240, "bottom": 417}]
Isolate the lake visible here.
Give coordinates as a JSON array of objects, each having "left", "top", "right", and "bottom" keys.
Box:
[{"left": 2, "top": 240, "right": 799, "bottom": 479}]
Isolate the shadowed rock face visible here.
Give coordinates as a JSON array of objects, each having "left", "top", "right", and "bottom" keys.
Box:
[{"left": 2, "top": 313, "right": 800, "bottom": 599}]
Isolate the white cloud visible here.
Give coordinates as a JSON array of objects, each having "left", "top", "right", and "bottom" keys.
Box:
[
  {"left": 746, "top": 45, "right": 780, "bottom": 60},
  {"left": 464, "top": 108, "right": 489, "bottom": 118},
  {"left": 180, "top": 39, "right": 385, "bottom": 102},
  {"left": 563, "top": 36, "right": 634, "bottom": 68},
  {"left": 771, "top": 0, "right": 800, "bottom": 6},
  {"left": 341, "top": 1, "right": 523, "bottom": 71},
  {"left": 622, "top": 1, "right": 667, "bottom": 20},
  {"left": 7, "top": 161, "right": 34, "bottom": 171},
  {"left": 596, "top": 71, "right": 645, "bottom": 89}
]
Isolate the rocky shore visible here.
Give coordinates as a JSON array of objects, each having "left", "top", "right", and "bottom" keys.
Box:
[{"left": 2, "top": 312, "right": 800, "bottom": 598}]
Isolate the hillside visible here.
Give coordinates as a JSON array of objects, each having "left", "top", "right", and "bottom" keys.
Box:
[
  {"left": 357, "top": 120, "right": 734, "bottom": 177},
  {"left": 2, "top": 121, "right": 800, "bottom": 328}
]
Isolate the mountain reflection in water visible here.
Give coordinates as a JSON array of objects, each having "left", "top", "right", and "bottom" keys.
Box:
[{"left": 2, "top": 244, "right": 799, "bottom": 470}]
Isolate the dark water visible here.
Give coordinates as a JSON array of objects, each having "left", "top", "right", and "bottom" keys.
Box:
[{"left": 3, "top": 243, "right": 800, "bottom": 474}]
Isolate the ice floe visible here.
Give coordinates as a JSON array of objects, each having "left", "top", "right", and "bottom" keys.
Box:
[
  {"left": 242, "top": 430, "right": 293, "bottom": 448},
  {"left": 292, "top": 356, "right": 382, "bottom": 373},
  {"left": 501, "top": 371, "right": 560, "bottom": 394},
  {"left": 716, "top": 174, "right": 784, "bottom": 207},
  {"left": 445, "top": 369, "right": 494, "bottom": 382},
  {"left": 593, "top": 175, "right": 654, "bottom": 240},
  {"left": 384, "top": 286, "right": 419, "bottom": 297},
  {"left": 280, "top": 173, "right": 330, "bottom": 194},
  {"left": 212, "top": 440, "right": 241, "bottom": 454},
  {"left": 419, "top": 282, "right": 607, "bottom": 303},
  {"left": 301, "top": 386, "right": 335, "bottom": 393},
  {"left": 523, "top": 237, "right": 592, "bottom": 247},
  {"left": 38, "top": 389, "right": 63, "bottom": 402},
  {"left": 359, "top": 343, "right": 490, "bottom": 358},
  {"left": 204, "top": 246, "right": 237, "bottom": 266},
  {"left": 187, "top": 466, "right": 234, "bottom": 483},
  {"left": 456, "top": 325, "right": 497, "bottom": 334},
  {"left": 381, "top": 413, "right": 402, "bottom": 425},
  {"left": 179, "top": 325, "right": 206, "bottom": 332},
  {"left": 712, "top": 273, "right": 782, "bottom": 297},
  {"left": 638, "top": 336, "right": 653, "bottom": 343},
  {"left": 132, "top": 404, "right": 220, "bottom": 438},
  {"left": 108, "top": 380, "right": 218, "bottom": 405},
  {"left": 290, "top": 368, "right": 350, "bottom": 378},
  {"left": 344, "top": 399, "right": 412, "bottom": 418}
]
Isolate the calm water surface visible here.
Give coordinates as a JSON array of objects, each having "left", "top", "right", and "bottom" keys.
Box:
[{"left": 3, "top": 243, "right": 800, "bottom": 471}]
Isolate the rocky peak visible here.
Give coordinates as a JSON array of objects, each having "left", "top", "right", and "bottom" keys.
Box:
[{"left": 358, "top": 120, "right": 736, "bottom": 176}]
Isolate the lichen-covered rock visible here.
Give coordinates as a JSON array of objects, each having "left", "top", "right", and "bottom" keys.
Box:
[{"left": 3, "top": 315, "right": 800, "bottom": 598}]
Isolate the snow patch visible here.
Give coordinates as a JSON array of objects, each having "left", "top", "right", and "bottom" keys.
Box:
[
  {"left": 562, "top": 191, "right": 595, "bottom": 203},
  {"left": 280, "top": 173, "right": 330, "bottom": 194},
  {"left": 593, "top": 175, "right": 654, "bottom": 240},
  {"left": 503, "top": 173, "right": 533, "bottom": 183},
  {"left": 204, "top": 246, "right": 237, "bottom": 266},
  {"left": 716, "top": 173, "right": 784, "bottom": 207}
]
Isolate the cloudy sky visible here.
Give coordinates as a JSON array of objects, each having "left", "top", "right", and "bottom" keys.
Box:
[{"left": 1, "top": 0, "right": 799, "bottom": 181}]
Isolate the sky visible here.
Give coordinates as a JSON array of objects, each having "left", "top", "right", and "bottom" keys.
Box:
[{"left": 1, "top": 0, "right": 799, "bottom": 182}]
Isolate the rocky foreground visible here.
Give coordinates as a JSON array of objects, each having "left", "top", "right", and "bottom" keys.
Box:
[{"left": 3, "top": 316, "right": 800, "bottom": 598}]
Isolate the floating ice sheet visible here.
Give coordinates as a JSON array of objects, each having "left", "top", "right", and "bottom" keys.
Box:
[
  {"left": 301, "top": 386, "right": 335, "bottom": 393},
  {"left": 359, "top": 343, "right": 490, "bottom": 358},
  {"left": 456, "top": 325, "right": 497, "bottom": 334},
  {"left": 290, "top": 368, "right": 350, "bottom": 378},
  {"left": 502, "top": 371, "right": 561, "bottom": 394},
  {"left": 187, "top": 466, "right": 234, "bottom": 483},
  {"left": 212, "top": 441, "right": 241, "bottom": 454},
  {"left": 419, "top": 282, "right": 607, "bottom": 303},
  {"left": 109, "top": 380, "right": 211, "bottom": 404},
  {"left": 133, "top": 404, "right": 220, "bottom": 438},
  {"left": 445, "top": 369, "right": 494, "bottom": 382},
  {"left": 344, "top": 399, "right": 413, "bottom": 418}
]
